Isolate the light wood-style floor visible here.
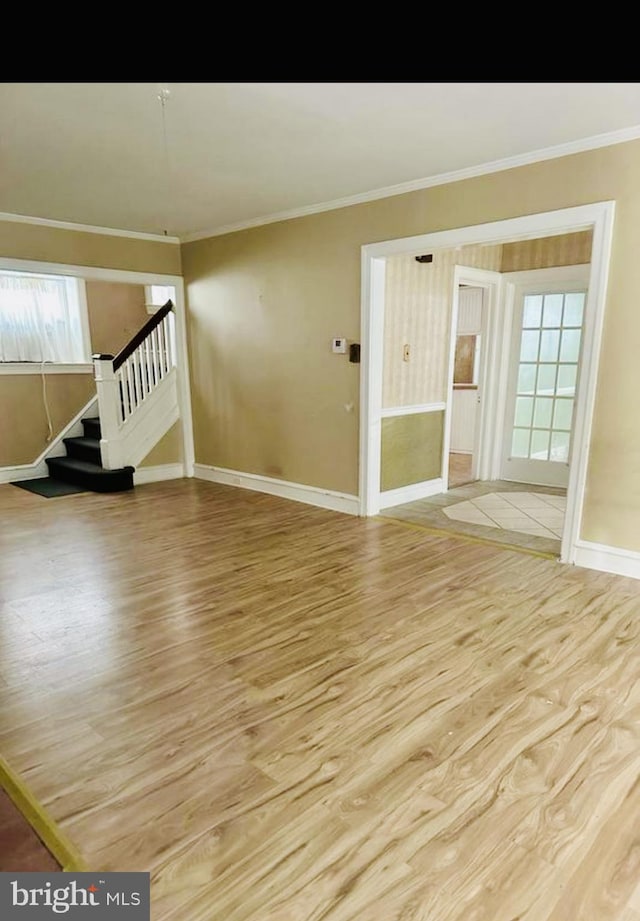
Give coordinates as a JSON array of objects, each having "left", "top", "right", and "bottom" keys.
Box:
[{"left": 1, "top": 479, "right": 640, "bottom": 920}]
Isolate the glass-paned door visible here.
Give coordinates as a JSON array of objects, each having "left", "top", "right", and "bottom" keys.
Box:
[{"left": 501, "top": 286, "right": 586, "bottom": 487}]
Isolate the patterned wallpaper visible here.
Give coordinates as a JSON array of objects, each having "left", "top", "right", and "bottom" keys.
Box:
[
  {"left": 382, "top": 244, "right": 502, "bottom": 408},
  {"left": 501, "top": 230, "right": 593, "bottom": 272}
]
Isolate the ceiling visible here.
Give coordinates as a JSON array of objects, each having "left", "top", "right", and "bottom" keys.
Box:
[{"left": 2, "top": 82, "right": 640, "bottom": 241}]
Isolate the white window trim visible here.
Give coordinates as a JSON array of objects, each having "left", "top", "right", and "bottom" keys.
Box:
[{"left": 0, "top": 363, "right": 93, "bottom": 375}]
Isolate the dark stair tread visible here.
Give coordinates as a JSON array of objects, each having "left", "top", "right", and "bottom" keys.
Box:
[
  {"left": 62, "top": 436, "right": 102, "bottom": 466},
  {"left": 46, "top": 456, "right": 134, "bottom": 493}
]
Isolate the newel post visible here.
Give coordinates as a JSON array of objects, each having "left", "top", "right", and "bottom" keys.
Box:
[{"left": 92, "top": 354, "right": 124, "bottom": 470}]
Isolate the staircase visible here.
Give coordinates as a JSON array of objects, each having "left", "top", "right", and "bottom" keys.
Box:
[
  {"left": 46, "top": 417, "right": 134, "bottom": 493},
  {"left": 40, "top": 299, "right": 178, "bottom": 495}
]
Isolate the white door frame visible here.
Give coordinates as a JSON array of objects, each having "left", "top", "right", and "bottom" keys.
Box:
[
  {"left": 359, "top": 201, "right": 615, "bottom": 566},
  {"left": 498, "top": 265, "right": 591, "bottom": 488}
]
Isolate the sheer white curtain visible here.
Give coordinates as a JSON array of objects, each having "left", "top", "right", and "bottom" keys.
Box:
[{"left": 0, "top": 272, "right": 86, "bottom": 363}]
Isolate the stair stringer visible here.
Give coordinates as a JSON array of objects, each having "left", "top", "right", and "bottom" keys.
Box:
[
  {"left": 1, "top": 395, "right": 98, "bottom": 484},
  {"left": 100, "top": 367, "right": 179, "bottom": 470}
]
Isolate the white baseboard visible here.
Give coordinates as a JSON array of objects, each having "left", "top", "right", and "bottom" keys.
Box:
[
  {"left": 0, "top": 463, "right": 44, "bottom": 485},
  {"left": 573, "top": 539, "right": 640, "bottom": 580},
  {"left": 134, "top": 463, "right": 184, "bottom": 485},
  {"left": 193, "top": 463, "right": 360, "bottom": 515},
  {"left": 4, "top": 461, "right": 184, "bottom": 487},
  {"left": 378, "top": 477, "right": 443, "bottom": 510}
]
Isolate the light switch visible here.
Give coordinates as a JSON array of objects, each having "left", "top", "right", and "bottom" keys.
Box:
[
  {"left": 403, "top": 344, "right": 410, "bottom": 362},
  {"left": 332, "top": 338, "right": 347, "bottom": 354}
]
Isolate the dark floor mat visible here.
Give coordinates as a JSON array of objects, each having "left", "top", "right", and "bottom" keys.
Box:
[{"left": 11, "top": 478, "right": 88, "bottom": 498}]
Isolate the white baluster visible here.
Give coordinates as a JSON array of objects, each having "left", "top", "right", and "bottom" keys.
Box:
[
  {"left": 136, "top": 350, "right": 145, "bottom": 402},
  {"left": 125, "top": 358, "right": 135, "bottom": 412},
  {"left": 167, "top": 311, "right": 176, "bottom": 367},
  {"left": 154, "top": 326, "right": 162, "bottom": 383},
  {"left": 117, "top": 368, "right": 128, "bottom": 422},
  {"left": 162, "top": 313, "right": 173, "bottom": 371},
  {"left": 156, "top": 322, "right": 166, "bottom": 380}
]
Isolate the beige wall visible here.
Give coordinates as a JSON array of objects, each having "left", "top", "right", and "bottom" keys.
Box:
[
  {"left": 0, "top": 227, "right": 182, "bottom": 468},
  {"left": 86, "top": 281, "right": 150, "bottom": 356},
  {"left": 139, "top": 422, "right": 183, "bottom": 467},
  {"left": 0, "top": 220, "right": 180, "bottom": 274},
  {"left": 0, "top": 374, "right": 95, "bottom": 466},
  {"left": 182, "top": 138, "right": 640, "bottom": 552}
]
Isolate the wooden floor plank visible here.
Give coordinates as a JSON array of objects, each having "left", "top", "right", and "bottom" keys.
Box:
[{"left": 1, "top": 479, "right": 639, "bottom": 920}]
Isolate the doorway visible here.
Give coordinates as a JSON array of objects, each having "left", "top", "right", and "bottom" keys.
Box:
[
  {"left": 448, "top": 285, "right": 484, "bottom": 488},
  {"left": 360, "top": 202, "right": 615, "bottom": 566}
]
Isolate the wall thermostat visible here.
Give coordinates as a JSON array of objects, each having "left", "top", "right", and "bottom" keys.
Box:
[{"left": 332, "top": 338, "right": 347, "bottom": 354}]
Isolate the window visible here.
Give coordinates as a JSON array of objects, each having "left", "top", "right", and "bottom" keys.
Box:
[
  {"left": 511, "top": 290, "right": 585, "bottom": 463},
  {"left": 145, "top": 284, "right": 175, "bottom": 314},
  {"left": 0, "top": 270, "right": 88, "bottom": 364}
]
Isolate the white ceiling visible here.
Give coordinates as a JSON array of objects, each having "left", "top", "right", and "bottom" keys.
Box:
[{"left": 2, "top": 82, "right": 640, "bottom": 241}]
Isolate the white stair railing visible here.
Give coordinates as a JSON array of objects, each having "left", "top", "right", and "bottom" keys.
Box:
[{"left": 93, "top": 301, "right": 179, "bottom": 470}]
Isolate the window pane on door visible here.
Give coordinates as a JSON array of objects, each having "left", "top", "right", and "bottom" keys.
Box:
[
  {"left": 540, "top": 329, "right": 560, "bottom": 362},
  {"left": 520, "top": 330, "right": 540, "bottom": 361},
  {"left": 550, "top": 431, "right": 571, "bottom": 462},
  {"left": 531, "top": 429, "right": 550, "bottom": 460},
  {"left": 512, "top": 428, "right": 531, "bottom": 457},
  {"left": 518, "top": 364, "right": 537, "bottom": 393},
  {"left": 560, "top": 328, "right": 581, "bottom": 362},
  {"left": 533, "top": 398, "right": 553, "bottom": 428},
  {"left": 563, "top": 293, "right": 585, "bottom": 326},
  {"left": 515, "top": 397, "right": 534, "bottom": 427},
  {"left": 557, "top": 364, "right": 577, "bottom": 395},
  {"left": 542, "top": 294, "right": 564, "bottom": 327},
  {"left": 523, "top": 296, "right": 543, "bottom": 327},
  {"left": 536, "top": 364, "right": 557, "bottom": 394},
  {"left": 553, "top": 399, "right": 574, "bottom": 430}
]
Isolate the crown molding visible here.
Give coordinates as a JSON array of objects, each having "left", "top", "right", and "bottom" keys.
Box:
[
  {"left": 180, "top": 124, "right": 640, "bottom": 244},
  {"left": 0, "top": 211, "right": 180, "bottom": 244}
]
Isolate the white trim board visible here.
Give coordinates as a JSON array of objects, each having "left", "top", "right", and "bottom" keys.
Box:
[
  {"left": 381, "top": 403, "right": 446, "bottom": 417},
  {"left": 194, "top": 464, "right": 359, "bottom": 516},
  {"left": 0, "top": 363, "right": 93, "bottom": 375},
  {"left": 0, "top": 257, "right": 182, "bottom": 286},
  {"left": 181, "top": 125, "right": 640, "bottom": 243},
  {"left": 134, "top": 464, "right": 184, "bottom": 485},
  {"left": 0, "top": 464, "right": 46, "bottom": 485},
  {"left": 0, "top": 211, "right": 180, "bottom": 244},
  {"left": 573, "top": 540, "right": 640, "bottom": 581},
  {"left": 378, "top": 478, "right": 443, "bottom": 510},
  {"left": 359, "top": 202, "right": 616, "bottom": 577}
]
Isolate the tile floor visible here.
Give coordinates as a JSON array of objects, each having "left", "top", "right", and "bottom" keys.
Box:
[
  {"left": 380, "top": 479, "right": 566, "bottom": 556},
  {"left": 443, "top": 491, "right": 566, "bottom": 539}
]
